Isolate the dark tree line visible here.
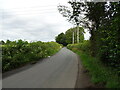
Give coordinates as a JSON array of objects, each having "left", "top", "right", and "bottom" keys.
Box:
[
  {"left": 55, "top": 27, "right": 84, "bottom": 46},
  {"left": 55, "top": 33, "right": 67, "bottom": 46}
]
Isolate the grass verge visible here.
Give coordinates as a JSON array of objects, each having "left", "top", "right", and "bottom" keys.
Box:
[{"left": 71, "top": 48, "right": 120, "bottom": 88}]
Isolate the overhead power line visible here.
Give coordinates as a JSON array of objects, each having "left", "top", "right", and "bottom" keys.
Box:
[
  {"left": 2, "top": 11, "right": 59, "bottom": 16},
  {"left": 0, "top": 8, "right": 58, "bottom": 13},
  {"left": 2, "top": 9, "right": 58, "bottom": 13},
  {"left": 0, "top": 5, "right": 58, "bottom": 10},
  {"left": 0, "top": 8, "right": 60, "bottom": 16}
]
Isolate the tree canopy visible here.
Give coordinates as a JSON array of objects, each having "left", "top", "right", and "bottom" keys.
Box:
[
  {"left": 55, "top": 33, "right": 67, "bottom": 46},
  {"left": 55, "top": 27, "right": 84, "bottom": 46},
  {"left": 58, "top": 0, "right": 120, "bottom": 68}
]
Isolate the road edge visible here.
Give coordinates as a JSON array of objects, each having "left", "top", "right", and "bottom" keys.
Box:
[
  {"left": 2, "top": 48, "right": 63, "bottom": 79},
  {"left": 75, "top": 55, "right": 96, "bottom": 88}
]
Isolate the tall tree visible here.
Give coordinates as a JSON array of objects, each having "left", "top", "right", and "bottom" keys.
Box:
[
  {"left": 55, "top": 27, "right": 84, "bottom": 45},
  {"left": 58, "top": 1, "right": 87, "bottom": 43},
  {"left": 58, "top": 0, "right": 120, "bottom": 68},
  {"left": 65, "top": 27, "right": 84, "bottom": 44},
  {"left": 55, "top": 33, "right": 67, "bottom": 46}
]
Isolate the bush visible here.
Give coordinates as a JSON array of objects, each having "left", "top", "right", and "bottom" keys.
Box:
[
  {"left": 67, "top": 44, "right": 120, "bottom": 88},
  {"left": 67, "top": 40, "right": 90, "bottom": 54},
  {"left": 2, "top": 40, "right": 62, "bottom": 72}
]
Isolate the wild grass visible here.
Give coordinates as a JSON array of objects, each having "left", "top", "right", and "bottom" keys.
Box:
[{"left": 71, "top": 48, "right": 120, "bottom": 88}]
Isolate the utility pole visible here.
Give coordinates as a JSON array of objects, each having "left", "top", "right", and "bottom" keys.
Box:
[
  {"left": 77, "top": 25, "right": 79, "bottom": 43},
  {"left": 72, "top": 31, "right": 74, "bottom": 44},
  {"left": 76, "top": 24, "right": 79, "bottom": 44}
]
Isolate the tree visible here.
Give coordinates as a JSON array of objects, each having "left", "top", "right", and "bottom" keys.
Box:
[
  {"left": 65, "top": 27, "right": 84, "bottom": 44},
  {"left": 58, "top": 0, "right": 120, "bottom": 68},
  {"left": 55, "top": 27, "right": 84, "bottom": 45},
  {"left": 58, "top": 1, "right": 87, "bottom": 43},
  {"left": 55, "top": 33, "right": 67, "bottom": 46},
  {"left": 0, "top": 40, "right": 5, "bottom": 45}
]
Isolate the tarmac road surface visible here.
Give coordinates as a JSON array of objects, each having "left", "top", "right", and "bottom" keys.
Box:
[{"left": 3, "top": 47, "right": 78, "bottom": 88}]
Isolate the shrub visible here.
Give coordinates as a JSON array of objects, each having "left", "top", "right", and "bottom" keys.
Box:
[
  {"left": 2, "top": 40, "right": 62, "bottom": 72},
  {"left": 67, "top": 40, "right": 90, "bottom": 54}
]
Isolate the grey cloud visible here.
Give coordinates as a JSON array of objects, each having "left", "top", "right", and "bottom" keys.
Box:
[{"left": 1, "top": 9, "right": 73, "bottom": 42}]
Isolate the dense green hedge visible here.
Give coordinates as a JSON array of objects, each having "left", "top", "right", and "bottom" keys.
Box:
[
  {"left": 67, "top": 40, "right": 90, "bottom": 54},
  {"left": 67, "top": 40, "right": 120, "bottom": 73},
  {"left": 1, "top": 40, "right": 62, "bottom": 72},
  {"left": 67, "top": 42, "right": 120, "bottom": 88},
  {"left": 70, "top": 49, "right": 120, "bottom": 88}
]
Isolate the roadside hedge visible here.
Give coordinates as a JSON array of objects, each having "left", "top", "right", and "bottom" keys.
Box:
[
  {"left": 2, "top": 40, "right": 62, "bottom": 72},
  {"left": 67, "top": 40, "right": 90, "bottom": 54}
]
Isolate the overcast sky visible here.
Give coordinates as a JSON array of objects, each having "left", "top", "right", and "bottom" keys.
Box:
[{"left": 0, "top": 0, "right": 90, "bottom": 42}]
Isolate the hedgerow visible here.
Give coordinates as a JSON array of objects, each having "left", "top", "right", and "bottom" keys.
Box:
[{"left": 1, "top": 40, "right": 62, "bottom": 72}]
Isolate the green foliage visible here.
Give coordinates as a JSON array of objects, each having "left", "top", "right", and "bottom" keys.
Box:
[
  {"left": 2, "top": 40, "right": 62, "bottom": 72},
  {"left": 67, "top": 46, "right": 120, "bottom": 88},
  {"left": 61, "top": 1, "right": 120, "bottom": 88},
  {"left": 65, "top": 27, "right": 84, "bottom": 44},
  {"left": 55, "top": 27, "right": 84, "bottom": 46},
  {"left": 55, "top": 33, "right": 67, "bottom": 46},
  {"left": 97, "top": 16, "right": 120, "bottom": 68},
  {"left": 67, "top": 40, "right": 90, "bottom": 54},
  {"left": 59, "top": 1, "right": 120, "bottom": 70},
  {"left": 77, "top": 40, "right": 90, "bottom": 53},
  {"left": 87, "top": 2, "right": 120, "bottom": 69},
  {"left": 78, "top": 51, "right": 120, "bottom": 88}
]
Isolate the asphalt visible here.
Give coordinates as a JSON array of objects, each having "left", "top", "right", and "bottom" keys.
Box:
[{"left": 2, "top": 47, "right": 78, "bottom": 88}]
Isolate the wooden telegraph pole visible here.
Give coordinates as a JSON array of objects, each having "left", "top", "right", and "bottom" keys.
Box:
[
  {"left": 77, "top": 25, "right": 79, "bottom": 43},
  {"left": 72, "top": 31, "right": 74, "bottom": 44}
]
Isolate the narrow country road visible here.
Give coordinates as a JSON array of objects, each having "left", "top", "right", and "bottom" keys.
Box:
[{"left": 3, "top": 47, "right": 78, "bottom": 88}]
